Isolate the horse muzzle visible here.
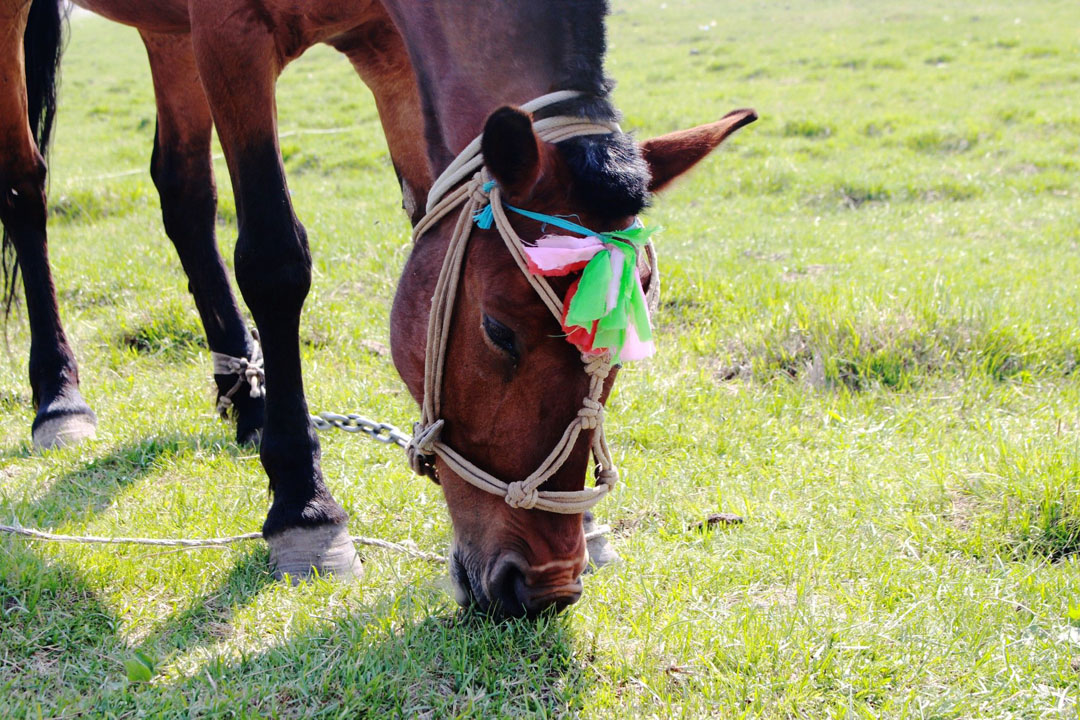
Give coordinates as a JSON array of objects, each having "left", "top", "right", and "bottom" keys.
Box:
[{"left": 453, "top": 549, "right": 585, "bottom": 618}]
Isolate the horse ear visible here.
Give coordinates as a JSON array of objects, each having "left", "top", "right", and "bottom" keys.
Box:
[
  {"left": 481, "top": 106, "right": 543, "bottom": 201},
  {"left": 641, "top": 108, "right": 757, "bottom": 194}
]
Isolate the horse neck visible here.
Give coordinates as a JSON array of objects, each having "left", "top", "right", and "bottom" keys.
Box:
[{"left": 379, "top": 0, "right": 614, "bottom": 177}]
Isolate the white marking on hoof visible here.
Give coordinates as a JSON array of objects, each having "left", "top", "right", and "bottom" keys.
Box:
[
  {"left": 267, "top": 523, "right": 363, "bottom": 584},
  {"left": 32, "top": 415, "right": 97, "bottom": 451}
]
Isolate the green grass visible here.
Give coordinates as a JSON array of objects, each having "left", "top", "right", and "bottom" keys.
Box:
[{"left": 2, "top": 0, "right": 1080, "bottom": 716}]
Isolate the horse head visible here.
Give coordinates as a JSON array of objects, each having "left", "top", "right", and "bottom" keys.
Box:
[{"left": 391, "top": 103, "right": 755, "bottom": 617}]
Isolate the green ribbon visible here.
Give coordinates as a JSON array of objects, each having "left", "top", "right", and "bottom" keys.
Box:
[{"left": 564, "top": 228, "right": 655, "bottom": 362}]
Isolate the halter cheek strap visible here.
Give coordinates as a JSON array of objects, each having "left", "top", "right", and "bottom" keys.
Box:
[{"left": 406, "top": 91, "right": 660, "bottom": 515}]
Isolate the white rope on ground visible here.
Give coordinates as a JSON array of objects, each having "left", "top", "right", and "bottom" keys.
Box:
[
  {"left": 0, "top": 523, "right": 446, "bottom": 563},
  {"left": 0, "top": 523, "right": 610, "bottom": 564}
]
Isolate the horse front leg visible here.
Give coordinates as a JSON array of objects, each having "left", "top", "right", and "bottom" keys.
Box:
[
  {"left": 141, "top": 31, "right": 264, "bottom": 445},
  {"left": 189, "top": 11, "right": 359, "bottom": 581},
  {"left": 0, "top": 1, "right": 95, "bottom": 449}
]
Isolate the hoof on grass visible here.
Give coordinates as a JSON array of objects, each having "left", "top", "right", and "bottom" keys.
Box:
[
  {"left": 267, "top": 523, "right": 362, "bottom": 584},
  {"left": 32, "top": 413, "right": 97, "bottom": 451},
  {"left": 584, "top": 512, "right": 620, "bottom": 573}
]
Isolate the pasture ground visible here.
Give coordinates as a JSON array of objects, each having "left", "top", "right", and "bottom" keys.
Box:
[{"left": 2, "top": 0, "right": 1079, "bottom": 717}]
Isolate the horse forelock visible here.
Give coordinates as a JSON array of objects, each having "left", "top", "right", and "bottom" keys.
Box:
[{"left": 558, "top": 132, "right": 651, "bottom": 220}]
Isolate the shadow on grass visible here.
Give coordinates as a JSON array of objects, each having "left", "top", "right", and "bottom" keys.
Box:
[
  {"left": 7, "top": 432, "right": 253, "bottom": 528},
  {"left": 116, "top": 596, "right": 587, "bottom": 718},
  {"left": 0, "top": 541, "right": 286, "bottom": 718},
  {"left": 134, "top": 549, "right": 275, "bottom": 658}
]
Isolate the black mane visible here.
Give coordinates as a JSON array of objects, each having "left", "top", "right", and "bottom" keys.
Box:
[{"left": 543, "top": 0, "right": 651, "bottom": 220}]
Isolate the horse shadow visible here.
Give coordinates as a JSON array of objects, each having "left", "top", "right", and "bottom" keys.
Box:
[
  {"left": 0, "top": 539, "right": 280, "bottom": 716},
  {"left": 0, "top": 540, "right": 122, "bottom": 708},
  {"left": 2, "top": 431, "right": 277, "bottom": 715},
  {"left": 132, "top": 548, "right": 275, "bottom": 658}
]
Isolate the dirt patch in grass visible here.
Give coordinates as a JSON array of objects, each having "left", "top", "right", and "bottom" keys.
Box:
[{"left": 946, "top": 491, "right": 980, "bottom": 533}]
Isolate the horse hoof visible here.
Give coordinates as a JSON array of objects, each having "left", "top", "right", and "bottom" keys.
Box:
[
  {"left": 267, "top": 523, "right": 362, "bottom": 584},
  {"left": 32, "top": 414, "right": 98, "bottom": 450},
  {"left": 585, "top": 533, "right": 621, "bottom": 572},
  {"left": 583, "top": 512, "right": 620, "bottom": 573}
]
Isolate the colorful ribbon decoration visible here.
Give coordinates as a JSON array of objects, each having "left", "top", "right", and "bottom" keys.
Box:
[{"left": 474, "top": 187, "right": 656, "bottom": 363}]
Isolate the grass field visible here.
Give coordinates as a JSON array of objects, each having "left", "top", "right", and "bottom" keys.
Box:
[{"left": 2, "top": 0, "right": 1080, "bottom": 716}]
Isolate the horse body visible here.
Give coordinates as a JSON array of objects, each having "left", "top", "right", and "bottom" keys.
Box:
[
  {"left": 71, "top": 0, "right": 188, "bottom": 33},
  {"left": 2, "top": 0, "right": 754, "bottom": 616}
]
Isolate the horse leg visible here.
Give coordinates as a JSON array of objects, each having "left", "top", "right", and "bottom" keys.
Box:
[
  {"left": 0, "top": 0, "right": 96, "bottom": 449},
  {"left": 140, "top": 31, "right": 264, "bottom": 445},
  {"left": 328, "top": 21, "right": 431, "bottom": 223},
  {"left": 189, "top": 13, "right": 358, "bottom": 580}
]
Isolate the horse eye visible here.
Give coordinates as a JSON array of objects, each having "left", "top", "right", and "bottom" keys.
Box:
[{"left": 482, "top": 314, "right": 518, "bottom": 359}]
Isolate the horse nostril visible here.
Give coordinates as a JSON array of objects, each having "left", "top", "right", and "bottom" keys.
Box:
[
  {"left": 487, "top": 559, "right": 528, "bottom": 618},
  {"left": 484, "top": 554, "right": 585, "bottom": 618}
]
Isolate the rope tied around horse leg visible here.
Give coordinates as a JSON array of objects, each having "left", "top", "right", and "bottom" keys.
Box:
[{"left": 211, "top": 330, "right": 266, "bottom": 417}]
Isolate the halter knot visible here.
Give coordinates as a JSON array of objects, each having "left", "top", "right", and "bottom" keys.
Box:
[
  {"left": 469, "top": 177, "right": 495, "bottom": 205},
  {"left": 407, "top": 420, "right": 444, "bottom": 480},
  {"left": 583, "top": 354, "right": 612, "bottom": 380},
  {"left": 578, "top": 397, "right": 604, "bottom": 430},
  {"left": 241, "top": 361, "right": 264, "bottom": 399},
  {"left": 505, "top": 482, "right": 539, "bottom": 510},
  {"left": 470, "top": 177, "right": 499, "bottom": 229},
  {"left": 596, "top": 467, "right": 619, "bottom": 488}
]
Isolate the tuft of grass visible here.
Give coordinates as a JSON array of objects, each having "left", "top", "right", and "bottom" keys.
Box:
[
  {"left": 116, "top": 305, "right": 208, "bottom": 359},
  {"left": 782, "top": 119, "right": 833, "bottom": 139},
  {"left": 905, "top": 129, "right": 981, "bottom": 154}
]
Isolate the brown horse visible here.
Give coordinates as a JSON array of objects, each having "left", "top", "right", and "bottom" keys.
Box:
[{"left": 3, "top": 0, "right": 754, "bottom": 616}]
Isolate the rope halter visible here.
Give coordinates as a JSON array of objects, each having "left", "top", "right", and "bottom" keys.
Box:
[{"left": 406, "top": 90, "right": 659, "bottom": 515}]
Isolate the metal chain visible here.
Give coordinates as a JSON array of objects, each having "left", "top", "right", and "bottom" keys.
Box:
[{"left": 309, "top": 412, "right": 411, "bottom": 449}]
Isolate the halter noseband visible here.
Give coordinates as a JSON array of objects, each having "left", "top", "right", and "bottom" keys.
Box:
[{"left": 406, "top": 91, "right": 659, "bottom": 515}]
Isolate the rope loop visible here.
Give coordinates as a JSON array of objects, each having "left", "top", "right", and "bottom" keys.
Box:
[{"left": 505, "top": 482, "right": 540, "bottom": 510}]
